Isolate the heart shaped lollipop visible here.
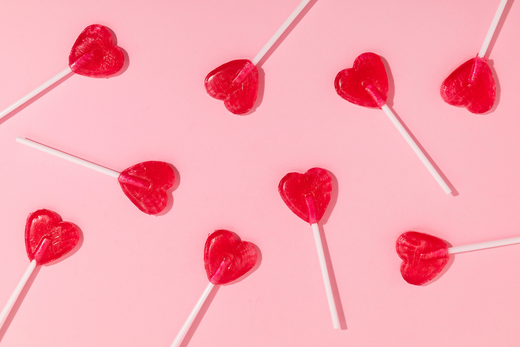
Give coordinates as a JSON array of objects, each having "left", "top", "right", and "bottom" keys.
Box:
[
  {"left": 118, "top": 161, "right": 175, "bottom": 215},
  {"left": 170, "top": 230, "right": 258, "bottom": 347},
  {"left": 278, "top": 167, "right": 340, "bottom": 328},
  {"left": 278, "top": 167, "right": 332, "bottom": 224},
  {"left": 204, "top": 59, "right": 259, "bottom": 115},
  {"left": 69, "top": 24, "right": 125, "bottom": 77},
  {"left": 25, "top": 209, "right": 80, "bottom": 265},
  {"left": 440, "top": 56, "right": 495, "bottom": 114},
  {"left": 204, "top": 229, "right": 258, "bottom": 285},
  {"left": 396, "top": 231, "right": 449, "bottom": 286},
  {"left": 334, "top": 52, "right": 388, "bottom": 108},
  {"left": 396, "top": 230, "right": 520, "bottom": 286},
  {"left": 0, "top": 209, "right": 81, "bottom": 331},
  {"left": 0, "top": 23, "right": 126, "bottom": 121},
  {"left": 17, "top": 137, "right": 176, "bottom": 216},
  {"left": 203, "top": 0, "right": 313, "bottom": 117},
  {"left": 334, "top": 53, "right": 451, "bottom": 194}
]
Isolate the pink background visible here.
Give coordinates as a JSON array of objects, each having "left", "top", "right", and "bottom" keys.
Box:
[{"left": 0, "top": 0, "right": 519, "bottom": 345}]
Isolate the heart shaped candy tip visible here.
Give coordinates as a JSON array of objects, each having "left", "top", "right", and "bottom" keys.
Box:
[
  {"left": 205, "top": 59, "right": 259, "bottom": 115},
  {"left": 204, "top": 230, "right": 258, "bottom": 285},
  {"left": 396, "top": 231, "right": 450, "bottom": 286},
  {"left": 334, "top": 52, "right": 389, "bottom": 108},
  {"left": 278, "top": 167, "right": 332, "bottom": 224},
  {"left": 440, "top": 56, "right": 496, "bottom": 114},
  {"left": 25, "top": 209, "right": 80, "bottom": 265},
  {"left": 118, "top": 161, "right": 175, "bottom": 215},
  {"left": 69, "top": 24, "right": 125, "bottom": 78}
]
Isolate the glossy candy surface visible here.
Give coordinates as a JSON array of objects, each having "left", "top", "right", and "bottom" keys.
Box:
[
  {"left": 204, "top": 230, "right": 257, "bottom": 285},
  {"left": 279, "top": 167, "right": 332, "bottom": 224},
  {"left": 334, "top": 52, "right": 388, "bottom": 108},
  {"left": 396, "top": 231, "right": 450, "bottom": 286},
  {"left": 118, "top": 161, "right": 175, "bottom": 215},
  {"left": 440, "top": 56, "right": 496, "bottom": 114},
  {"left": 69, "top": 24, "right": 125, "bottom": 77},
  {"left": 25, "top": 209, "right": 80, "bottom": 265},
  {"left": 204, "top": 59, "right": 259, "bottom": 115}
]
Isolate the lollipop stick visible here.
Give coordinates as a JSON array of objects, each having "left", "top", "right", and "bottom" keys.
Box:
[
  {"left": 16, "top": 137, "right": 120, "bottom": 178},
  {"left": 0, "top": 67, "right": 73, "bottom": 120},
  {"left": 251, "top": 0, "right": 312, "bottom": 65},
  {"left": 478, "top": 0, "right": 509, "bottom": 58},
  {"left": 311, "top": 223, "right": 340, "bottom": 329},
  {"left": 171, "top": 282, "right": 215, "bottom": 347},
  {"left": 449, "top": 236, "right": 520, "bottom": 254},
  {"left": 380, "top": 105, "right": 451, "bottom": 194},
  {"left": 0, "top": 260, "right": 37, "bottom": 330}
]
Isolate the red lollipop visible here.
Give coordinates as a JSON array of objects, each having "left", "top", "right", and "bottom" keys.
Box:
[
  {"left": 0, "top": 209, "right": 80, "bottom": 330},
  {"left": 204, "top": 0, "right": 313, "bottom": 115},
  {"left": 205, "top": 60, "right": 259, "bottom": 115},
  {"left": 171, "top": 230, "right": 257, "bottom": 347},
  {"left": 204, "top": 229, "right": 258, "bottom": 285},
  {"left": 396, "top": 231, "right": 520, "bottom": 285},
  {"left": 440, "top": 0, "right": 509, "bottom": 113},
  {"left": 0, "top": 24, "right": 125, "bottom": 122},
  {"left": 334, "top": 52, "right": 451, "bottom": 195},
  {"left": 279, "top": 167, "right": 332, "bottom": 224},
  {"left": 17, "top": 137, "right": 175, "bottom": 215},
  {"left": 69, "top": 24, "right": 125, "bottom": 77},
  {"left": 396, "top": 232, "right": 449, "bottom": 286},
  {"left": 440, "top": 56, "right": 495, "bottom": 114},
  {"left": 278, "top": 168, "right": 340, "bottom": 329}
]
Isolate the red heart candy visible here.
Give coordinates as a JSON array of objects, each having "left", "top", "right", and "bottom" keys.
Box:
[
  {"left": 204, "top": 59, "right": 259, "bottom": 115},
  {"left": 118, "top": 161, "right": 175, "bottom": 215},
  {"left": 69, "top": 24, "right": 125, "bottom": 77},
  {"left": 334, "top": 52, "right": 389, "bottom": 108},
  {"left": 204, "top": 230, "right": 258, "bottom": 285},
  {"left": 25, "top": 209, "right": 80, "bottom": 265},
  {"left": 440, "top": 56, "right": 496, "bottom": 114},
  {"left": 396, "top": 231, "right": 450, "bottom": 286},
  {"left": 278, "top": 167, "right": 332, "bottom": 224}
]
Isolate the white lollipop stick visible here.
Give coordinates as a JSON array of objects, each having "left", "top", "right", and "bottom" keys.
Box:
[
  {"left": 449, "top": 236, "right": 520, "bottom": 254},
  {"left": 0, "top": 260, "right": 37, "bottom": 330},
  {"left": 311, "top": 223, "right": 340, "bottom": 329},
  {"left": 16, "top": 137, "right": 120, "bottom": 178},
  {"left": 170, "top": 282, "right": 215, "bottom": 347},
  {"left": 380, "top": 105, "right": 451, "bottom": 194},
  {"left": 251, "top": 0, "right": 312, "bottom": 65},
  {"left": 478, "top": 0, "right": 509, "bottom": 58},
  {"left": 0, "top": 67, "right": 73, "bottom": 121}
]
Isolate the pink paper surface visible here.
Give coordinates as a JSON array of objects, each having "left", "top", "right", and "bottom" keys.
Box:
[{"left": 0, "top": 0, "right": 520, "bottom": 346}]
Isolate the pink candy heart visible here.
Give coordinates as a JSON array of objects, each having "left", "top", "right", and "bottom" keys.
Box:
[
  {"left": 278, "top": 167, "right": 332, "bottom": 224},
  {"left": 334, "top": 52, "right": 389, "bottom": 108},
  {"left": 396, "top": 231, "right": 450, "bottom": 286},
  {"left": 204, "top": 230, "right": 258, "bottom": 285},
  {"left": 440, "top": 56, "right": 496, "bottom": 114},
  {"left": 25, "top": 209, "right": 80, "bottom": 265},
  {"left": 204, "top": 59, "right": 259, "bottom": 115},
  {"left": 69, "top": 24, "right": 125, "bottom": 77},
  {"left": 118, "top": 161, "right": 175, "bottom": 215}
]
